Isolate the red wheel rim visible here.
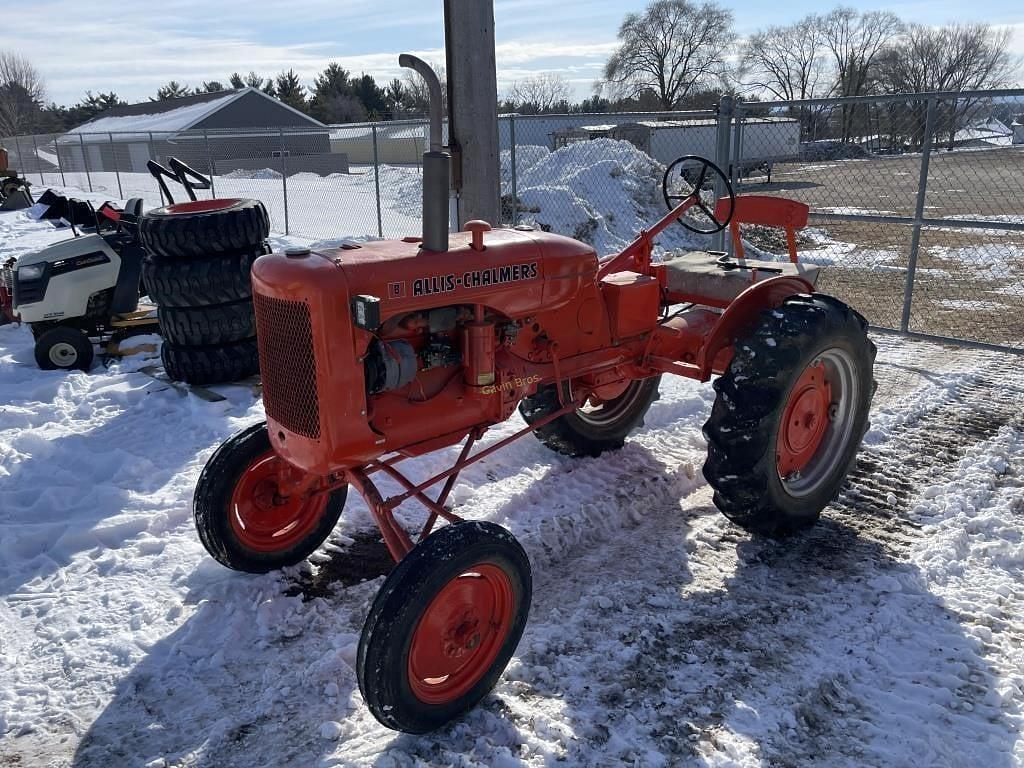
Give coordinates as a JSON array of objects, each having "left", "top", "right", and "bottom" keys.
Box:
[
  {"left": 164, "top": 199, "right": 241, "bottom": 215},
  {"left": 407, "top": 563, "right": 516, "bottom": 705},
  {"left": 228, "top": 452, "right": 327, "bottom": 553},
  {"left": 777, "top": 361, "right": 832, "bottom": 479}
]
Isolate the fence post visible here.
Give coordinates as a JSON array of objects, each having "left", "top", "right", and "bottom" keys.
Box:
[
  {"left": 149, "top": 132, "right": 163, "bottom": 205},
  {"left": 203, "top": 130, "right": 216, "bottom": 198},
  {"left": 30, "top": 134, "right": 43, "bottom": 185},
  {"left": 54, "top": 136, "right": 66, "bottom": 187},
  {"left": 730, "top": 102, "right": 743, "bottom": 193},
  {"left": 280, "top": 129, "right": 290, "bottom": 236},
  {"left": 713, "top": 94, "right": 734, "bottom": 252},
  {"left": 13, "top": 135, "right": 25, "bottom": 180},
  {"left": 509, "top": 114, "right": 518, "bottom": 226},
  {"left": 79, "top": 134, "right": 93, "bottom": 192},
  {"left": 372, "top": 124, "right": 383, "bottom": 238},
  {"left": 109, "top": 133, "right": 123, "bottom": 199},
  {"left": 900, "top": 97, "right": 937, "bottom": 334}
]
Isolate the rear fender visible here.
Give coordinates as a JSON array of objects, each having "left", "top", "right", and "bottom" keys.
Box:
[{"left": 697, "top": 275, "right": 814, "bottom": 379}]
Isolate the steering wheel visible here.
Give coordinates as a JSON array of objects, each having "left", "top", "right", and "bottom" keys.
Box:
[{"left": 662, "top": 155, "right": 736, "bottom": 235}]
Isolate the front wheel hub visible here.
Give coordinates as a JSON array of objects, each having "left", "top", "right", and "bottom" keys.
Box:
[
  {"left": 229, "top": 452, "right": 327, "bottom": 553},
  {"left": 407, "top": 564, "right": 515, "bottom": 705}
]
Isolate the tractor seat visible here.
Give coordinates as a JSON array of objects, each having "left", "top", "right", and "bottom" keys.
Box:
[{"left": 662, "top": 251, "right": 820, "bottom": 306}]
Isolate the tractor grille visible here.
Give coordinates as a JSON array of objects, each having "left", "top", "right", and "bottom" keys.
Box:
[{"left": 253, "top": 293, "right": 321, "bottom": 439}]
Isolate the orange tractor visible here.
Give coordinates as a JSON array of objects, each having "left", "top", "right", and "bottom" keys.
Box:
[{"left": 193, "top": 57, "right": 875, "bottom": 733}]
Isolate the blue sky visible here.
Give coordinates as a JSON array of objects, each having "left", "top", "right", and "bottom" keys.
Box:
[{"left": 6, "top": 0, "right": 1023, "bottom": 106}]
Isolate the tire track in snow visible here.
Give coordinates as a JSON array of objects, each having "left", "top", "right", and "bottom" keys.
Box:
[{"left": 832, "top": 366, "right": 1024, "bottom": 548}]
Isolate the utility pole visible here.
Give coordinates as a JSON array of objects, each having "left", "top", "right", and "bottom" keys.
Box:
[{"left": 444, "top": 0, "right": 501, "bottom": 228}]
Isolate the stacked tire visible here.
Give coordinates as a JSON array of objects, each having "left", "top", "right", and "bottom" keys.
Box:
[{"left": 140, "top": 199, "right": 271, "bottom": 385}]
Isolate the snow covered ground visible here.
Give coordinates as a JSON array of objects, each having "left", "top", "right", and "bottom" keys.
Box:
[{"left": 2, "top": 193, "right": 1023, "bottom": 767}]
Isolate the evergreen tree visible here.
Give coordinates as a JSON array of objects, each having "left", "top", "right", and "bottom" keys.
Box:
[
  {"left": 273, "top": 69, "right": 306, "bottom": 111},
  {"left": 385, "top": 78, "right": 407, "bottom": 116},
  {"left": 245, "top": 71, "right": 270, "bottom": 90},
  {"left": 229, "top": 72, "right": 245, "bottom": 89},
  {"left": 309, "top": 62, "right": 360, "bottom": 122},
  {"left": 198, "top": 81, "right": 225, "bottom": 94},
  {"left": 154, "top": 81, "right": 191, "bottom": 101},
  {"left": 352, "top": 73, "right": 387, "bottom": 119}
]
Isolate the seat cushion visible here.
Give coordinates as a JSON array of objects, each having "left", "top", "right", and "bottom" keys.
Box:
[{"left": 663, "top": 251, "right": 820, "bottom": 305}]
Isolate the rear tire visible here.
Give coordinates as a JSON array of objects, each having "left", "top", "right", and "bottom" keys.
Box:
[
  {"left": 702, "top": 294, "right": 876, "bottom": 535},
  {"left": 142, "top": 247, "right": 266, "bottom": 307},
  {"left": 158, "top": 299, "right": 256, "bottom": 346},
  {"left": 519, "top": 376, "right": 661, "bottom": 457},
  {"left": 358, "top": 521, "right": 531, "bottom": 733},
  {"left": 34, "top": 325, "right": 94, "bottom": 371},
  {"left": 194, "top": 422, "right": 347, "bottom": 573},
  {"left": 140, "top": 199, "right": 270, "bottom": 260},
  {"left": 161, "top": 338, "right": 259, "bottom": 385}
]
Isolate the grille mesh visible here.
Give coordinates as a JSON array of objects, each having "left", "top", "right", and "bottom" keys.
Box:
[{"left": 254, "top": 293, "right": 321, "bottom": 439}]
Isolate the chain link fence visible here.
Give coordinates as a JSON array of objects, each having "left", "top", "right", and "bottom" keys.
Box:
[
  {"left": 3, "top": 89, "right": 1023, "bottom": 351},
  {"left": 732, "top": 90, "right": 1024, "bottom": 351}
]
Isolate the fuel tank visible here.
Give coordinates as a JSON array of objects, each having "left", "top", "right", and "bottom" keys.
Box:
[
  {"left": 250, "top": 227, "right": 598, "bottom": 475},
  {"left": 321, "top": 227, "right": 596, "bottom": 316}
]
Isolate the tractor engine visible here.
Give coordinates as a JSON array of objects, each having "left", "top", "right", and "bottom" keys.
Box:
[{"left": 250, "top": 227, "right": 604, "bottom": 476}]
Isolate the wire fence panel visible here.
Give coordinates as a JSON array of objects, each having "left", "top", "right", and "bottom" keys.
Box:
[{"left": 733, "top": 90, "right": 1024, "bottom": 350}]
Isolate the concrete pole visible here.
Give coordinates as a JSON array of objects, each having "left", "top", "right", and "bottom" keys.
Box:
[{"left": 444, "top": 0, "right": 501, "bottom": 228}]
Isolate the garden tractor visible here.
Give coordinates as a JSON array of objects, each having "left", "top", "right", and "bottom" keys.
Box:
[
  {"left": 10, "top": 198, "right": 157, "bottom": 370},
  {"left": 193, "top": 56, "right": 876, "bottom": 734}
]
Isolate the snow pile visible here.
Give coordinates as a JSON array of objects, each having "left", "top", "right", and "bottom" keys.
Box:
[
  {"left": 221, "top": 168, "right": 282, "bottom": 180},
  {"left": 503, "top": 139, "right": 706, "bottom": 255}
]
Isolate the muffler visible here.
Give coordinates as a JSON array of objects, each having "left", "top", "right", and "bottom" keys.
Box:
[{"left": 399, "top": 54, "right": 450, "bottom": 253}]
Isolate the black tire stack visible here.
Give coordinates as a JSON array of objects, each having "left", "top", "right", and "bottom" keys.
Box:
[{"left": 140, "top": 199, "right": 271, "bottom": 385}]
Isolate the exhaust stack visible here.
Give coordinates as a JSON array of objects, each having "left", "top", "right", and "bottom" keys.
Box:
[{"left": 399, "top": 54, "right": 450, "bottom": 253}]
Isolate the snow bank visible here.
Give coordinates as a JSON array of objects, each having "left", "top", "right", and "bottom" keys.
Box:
[
  {"left": 503, "top": 139, "right": 706, "bottom": 255},
  {"left": 221, "top": 168, "right": 282, "bottom": 180}
]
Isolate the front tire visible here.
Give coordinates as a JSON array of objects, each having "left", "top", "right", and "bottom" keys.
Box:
[
  {"left": 519, "top": 376, "right": 661, "bottom": 457},
  {"left": 34, "top": 325, "right": 94, "bottom": 371},
  {"left": 357, "top": 521, "right": 532, "bottom": 733},
  {"left": 702, "top": 294, "right": 876, "bottom": 535},
  {"left": 194, "top": 422, "right": 347, "bottom": 573}
]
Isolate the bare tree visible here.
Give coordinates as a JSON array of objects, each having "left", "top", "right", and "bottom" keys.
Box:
[
  {"left": 740, "top": 15, "right": 832, "bottom": 138},
  {"left": 741, "top": 16, "right": 830, "bottom": 102},
  {"left": 506, "top": 73, "right": 572, "bottom": 113},
  {"left": 603, "top": 0, "right": 734, "bottom": 110},
  {"left": 876, "top": 23, "right": 1018, "bottom": 148},
  {"left": 0, "top": 51, "right": 46, "bottom": 136},
  {"left": 402, "top": 62, "right": 447, "bottom": 116},
  {"left": 820, "top": 8, "right": 902, "bottom": 140}
]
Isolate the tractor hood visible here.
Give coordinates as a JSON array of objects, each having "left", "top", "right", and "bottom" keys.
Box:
[
  {"left": 15, "top": 234, "right": 115, "bottom": 270},
  {"left": 255, "top": 227, "right": 597, "bottom": 320}
]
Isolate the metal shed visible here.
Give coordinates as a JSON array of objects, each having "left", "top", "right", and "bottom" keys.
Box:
[{"left": 59, "top": 89, "right": 347, "bottom": 176}]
